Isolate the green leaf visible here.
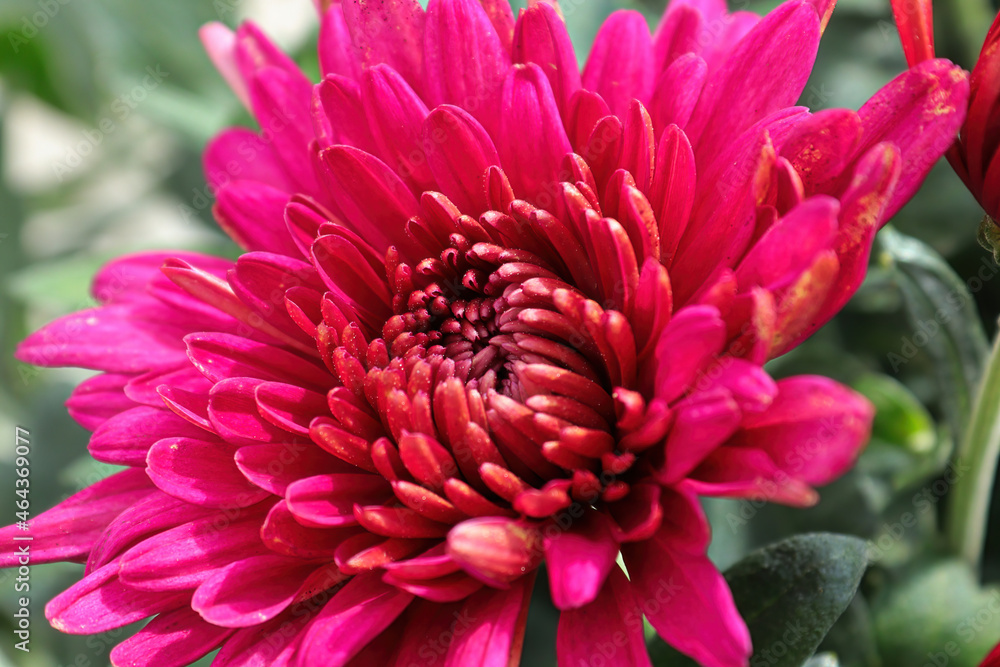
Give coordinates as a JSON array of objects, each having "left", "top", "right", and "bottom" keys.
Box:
[
  {"left": 650, "top": 534, "right": 868, "bottom": 667},
  {"left": 817, "top": 595, "right": 883, "bottom": 667},
  {"left": 805, "top": 655, "right": 842, "bottom": 667},
  {"left": 871, "top": 559, "right": 1000, "bottom": 667},
  {"left": 876, "top": 227, "right": 989, "bottom": 444}
]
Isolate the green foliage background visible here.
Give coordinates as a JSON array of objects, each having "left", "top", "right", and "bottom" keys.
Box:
[{"left": 0, "top": 0, "right": 998, "bottom": 665}]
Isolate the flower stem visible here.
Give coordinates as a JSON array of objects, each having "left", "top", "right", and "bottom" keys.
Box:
[{"left": 947, "top": 323, "right": 1000, "bottom": 570}]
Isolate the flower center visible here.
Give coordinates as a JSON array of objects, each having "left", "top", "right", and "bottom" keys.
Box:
[{"left": 382, "top": 233, "right": 585, "bottom": 398}]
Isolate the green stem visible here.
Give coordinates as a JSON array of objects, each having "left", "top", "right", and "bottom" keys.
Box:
[{"left": 947, "top": 324, "right": 1000, "bottom": 570}]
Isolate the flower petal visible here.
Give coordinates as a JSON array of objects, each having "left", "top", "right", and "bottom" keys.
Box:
[
  {"left": 582, "top": 11, "right": 654, "bottom": 118},
  {"left": 544, "top": 509, "right": 619, "bottom": 610},
  {"left": 0, "top": 469, "right": 152, "bottom": 567},
  {"left": 498, "top": 64, "right": 572, "bottom": 206},
  {"left": 556, "top": 567, "right": 652, "bottom": 667},
  {"left": 444, "top": 574, "right": 535, "bottom": 667},
  {"left": 622, "top": 486, "right": 751, "bottom": 667},
  {"left": 296, "top": 571, "right": 414, "bottom": 665},
  {"left": 109, "top": 606, "right": 233, "bottom": 667}
]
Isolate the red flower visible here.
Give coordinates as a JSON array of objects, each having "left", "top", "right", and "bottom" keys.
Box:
[
  {"left": 2, "top": 1, "right": 969, "bottom": 665},
  {"left": 893, "top": 0, "right": 1000, "bottom": 222}
]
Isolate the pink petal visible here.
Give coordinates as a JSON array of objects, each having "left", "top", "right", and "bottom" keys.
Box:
[
  {"left": 777, "top": 108, "right": 862, "bottom": 194},
  {"left": 672, "top": 111, "right": 805, "bottom": 301},
  {"left": 214, "top": 180, "right": 301, "bottom": 258},
  {"left": 853, "top": 58, "right": 969, "bottom": 219},
  {"left": 608, "top": 482, "right": 663, "bottom": 543},
  {"left": 498, "top": 63, "right": 572, "bottom": 206},
  {"left": 208, "top": 377, "right": 291, "bottom": 444},
  {"left": 389, "top": 599, "right": 467, "bottom": 665},
  {"left": 805, "top": 143, "right": 901, "bottom": 344},
  {"left": 424, "top": 0, "right": 511, "bottom": 132},
  {"left": 200, "top": 23, "right": 250, "bottom": 108},
  {"left": 285, "top": 473, "right": 391, "bottom": 528},
  {"left": 245, "top": 66, "right": 319, "bottom": 196},
  {"left": 109, "top": 606, "right": 233, "bottom": 667},
  {"left": 341, "top": 0, "right": 427, "bottom": 95},
  {"left": 582, "top": 11, "right": 655, "bottom": 118},
  {"left": 0, "top": 469, "right": 151, "bottom": 567},
  {"left": 229, "top": 251, "right": 324, "bottom": 343},
  {"left": 632, "top": 259, "right": 673, "bottom": 359},
  {"left": 698, "top": 358, "right": 778, "bottom": 414},
  {"left": 15, "top": 305, "right": 187, "bottom": 373},
  {"left": 234, "top": 22, "right": 310, "bottom": 91},
  {"left": 261, "top": 500, "right": 359, "bottom": 558},
  {"left": 735, "top": 195, "right": 839, "bottom": 292},
  {"left": 734, "top": 375, "right": 874, "bottom": 486},
  {"left": 212, "top": 606, "right": 316, "bottom": 667},
  {"left": 46, "top": 562, "right": 187, "bottom": 634},
  {"left": 65, "top": 373, "right": 134, "bottom": 430},
  {"left": 383, "top": 571, "right": 486, "bottom": 602},
  {"left": 447, "top": 517, "right": 543, "bottom": 587},
  {"left": 192, "top": 554, "right": 333, "bottom": 627},
  {"left": 185, "top": 332, "right": 330, "bottom": 390},
  {"left": 362, "top": 64, "right": 434, "bottom": 191},
  {"left": 204, "top": 128, "right": 291, "bottom": 192},
  {"left": 90, "top": 251, "right": 234, "bottom": 307},
  {"left": 319, "top": 4, "right": 362, "bottom": 80},
  {"left": 444, "top": 575, "right": 535, "bottom": 667},
  {"left": 118, "top": 505, "right": 272, "bottom": 591},
  {"left": 512, "top": 2, "right": 580, "bottom": 116},
  {"left": 90, "top": 406, "right": 208, "bottom": 466},
  {"left": 687, "top": 445, "right": 820, "bottom": 506},
  {"left": 651, "top": 124, "right": 696, "bottom": 264},
  {"left": 126, "top": 365, "right": 211, "bottom": 407},
  {"left": 544, "top": 509, "right": 619, "bottom": 610},
  {"left": 650, "top": 305, "right": 726, "bottom": 403},
  {"left": 314, "top": 74, "right": 379, "bottom": 152},
  {"left": 423, "top": 105, "right": 501, "bottom": 215},
  {"left": 146, "top": 437, "right": 269, "bottom": 508},
  {"left": 87, "top": 495, "right": 213, "bottom": 572},
  {"left": 319, "top": 146, "right": 421, "bottom": 254},
  {"left": 658, "top": 388, "right": 742, "bottom": 484},
  {"left": 556, "top": 567, "right": 652, "bottom": 667},
  {"left": 687, "top": 1, "right": 820, "bottom": 161},
  {"left": 296, "top": 571, "right": 414, "bottom": 665},
  {"left": 479, "top": 0, "right": 516, "bottom": 52},
  {"left": 255, "top": 381, "right": 328, "bottom": 436},
  {"left": 622, "top": 486, "right": 751, "bottom": 667},
  {"left": 650, "top": 53, "right": 707, "bottom": 133},
  {"left": 236, "top": 442, "right": 357, "bottom": 496}
]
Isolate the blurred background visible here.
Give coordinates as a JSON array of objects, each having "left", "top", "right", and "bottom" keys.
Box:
[{"left": 0, "top": 0, "right": 999, "bottom": 665}]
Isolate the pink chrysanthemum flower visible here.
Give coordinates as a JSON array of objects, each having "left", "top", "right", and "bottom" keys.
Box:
[{"left": 3, "top": 0, "right": 969, "bottom": 665}]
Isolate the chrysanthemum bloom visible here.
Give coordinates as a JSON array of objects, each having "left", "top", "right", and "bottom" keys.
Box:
[
  {"left": 3, "top": 0, "right": 968, "bottom": 665},
  {"left": 893, "top": 0, "right": 1000, "bottom": 224}
]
